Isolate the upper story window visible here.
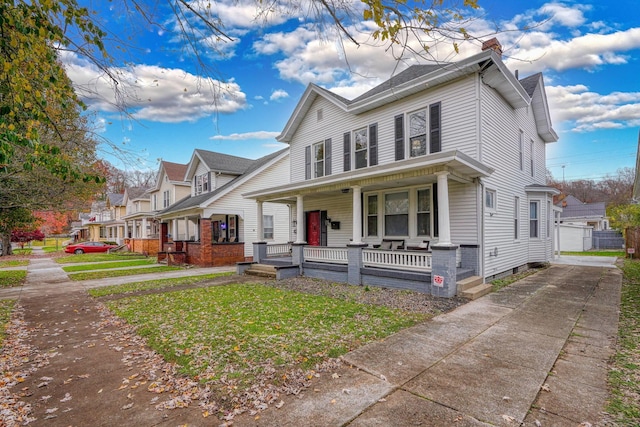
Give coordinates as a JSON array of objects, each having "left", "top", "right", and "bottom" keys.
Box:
[
  {"left": 519, "top": 130, "right": 524, "bottom": 171},
  {"left": 163, "top": 190, "right": 170, "bottom": 208},
  {"left": 305, "top": 139, "right": 332, "bottom": 180},
  {"left": 395, "top": 102, "right": 441, "bottom": 161},
  {"left": 530, "top": 139, "right": 535, "bottom": 177},
  {"left": 343, "top": 124, "right": 377, "bottom": 172},
  {"left": 313, "top": 141, "right": 325, "bottom": 178},
  {"left": 152, "top": 194, "right": 157, "bottom": 211},
  {"left": 409, "top": 110, "right": 427, "bottom": 157},
  {"left": 195, "top": 173, "right": 208, "bottom": 195},
  {"left": 354, "top": 127, "right": 368, "bottom": 169}
]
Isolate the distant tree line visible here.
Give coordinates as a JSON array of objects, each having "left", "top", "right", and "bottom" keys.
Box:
[{"left": 547, "top": 167, "right": 634, "bottom": 208}]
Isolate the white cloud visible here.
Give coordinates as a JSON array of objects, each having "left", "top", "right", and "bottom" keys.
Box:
[
  {"left": 547, "top": 84, "right": 640, "bottom": 132},
  {"left": 270, "top": 89, "right": 289, "bottom": 101},
  {"left": 209, "top": 131, "right": 281, "bottom": 140},
  {"left": 61, "top": 51, "right": 247, "bottom": 123}
]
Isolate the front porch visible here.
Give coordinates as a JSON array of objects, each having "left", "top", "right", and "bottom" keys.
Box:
[{"left": 239, "top": 242, "right": 480, "bottom": 297}]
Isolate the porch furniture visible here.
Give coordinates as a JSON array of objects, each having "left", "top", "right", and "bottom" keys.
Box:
[
  {"left": 407, "top": 240, "right": 430, "bottom": 251},
  {"left": 373, "top": 239, "right": 405, "bottom": 250}
]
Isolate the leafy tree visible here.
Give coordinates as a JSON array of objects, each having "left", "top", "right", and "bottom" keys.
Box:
[
  {"left": 609, "top": 204, "right": 640, "bottom": 233},
  {"left": 11, "top": 228, "right": 45, "bottom": 249}
]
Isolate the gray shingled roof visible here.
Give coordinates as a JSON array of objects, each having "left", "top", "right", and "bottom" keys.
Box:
[
  {"left": 195, "top": 149, "right": 256, "bottom": 175},
  {"left": 351, "top": 64, "right": 444, "bottom": 103},
  {"left": 160, "top": 148, "right": 288, "bottom": 215},
  {"left": 558, "top": 195, "right": 606, "bottom": 219},
  {"left": 107, "top": 193, "right": 124, "bottom": 206},
  {"left": 126, "top": 186, "right": 150, "bottom": 200},
  {"left": 519, "top": 73, "right": 541, "bottom": 97}
]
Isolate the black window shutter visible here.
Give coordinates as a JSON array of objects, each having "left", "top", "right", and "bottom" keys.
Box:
[
  {"left": 394, "top": 114, "right": 404, "bottom": 160},
  {"left": 369, "top": 123, "right": 378, "bottom": 166},
  {"left": 343, "top": 132, "right": 351, "bottom": 172},
  {"left": 324, "top": 138, "right": 332, "bottom": 176},
  {"left": 430, "top": 102, "right": 441, "bottom": 153},
  {"left": 305, "top": 146, "right": 311, "bottom": 180}
]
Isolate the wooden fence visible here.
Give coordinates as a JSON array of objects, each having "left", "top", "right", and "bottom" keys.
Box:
[{"left": 625, "top": 227, "right": 640, "bottom": 259}]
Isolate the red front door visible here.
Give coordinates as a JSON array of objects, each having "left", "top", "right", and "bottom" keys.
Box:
[{"left": 307, "top": 211, "right": 321, "bottom": 246}]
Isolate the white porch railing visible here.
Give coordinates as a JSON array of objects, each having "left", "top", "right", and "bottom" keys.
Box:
[
  {"left": 362, "top": 249, "right": 432, "bottom": 272},
  {"left": 266, "top": 243, "right": 292, "bottom": 257},
  {"left": 304, "top": 246, "right": 349, "bottom": 264}
]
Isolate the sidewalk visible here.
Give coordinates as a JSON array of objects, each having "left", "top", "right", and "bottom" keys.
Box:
[
  {"left": 1, "top": 252, "right": 622, "bottom": 426},
  {"left": 233, "top": 263, "right": 622, "bottom": 426}
]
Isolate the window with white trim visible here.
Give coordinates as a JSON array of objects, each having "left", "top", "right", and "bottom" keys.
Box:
[
  {"left": 313, "top": 141, "right": 324, "bottom": 178},
  {"left": 367, "top": 195, "right": 378, "bottom": 237},
  {"left": 417, "top": 189, "right": 431, "bottom": 236},
  {"left": 263, "top": 215, "right": 274, "bottom": 240},
  {"left": 530, "top": 139, "right": 535, "bottom": 177},
  {"left": 409, "top": 109, "right": 427, "bottom": 157},
  {"left": 514, "top": 196, "right": 520, "bottom": 240},
  {"left": 384, "top": 191, "right": 409, "bottom": 236},
  {"left": 354, "top": 127, "right": 368, "bottom": 169},
  {"left": 547, "top": 201, "right": 551, "bottom": 238},
  {"left": 530, "top": 201, "right": 539, "bottom": 238},
  {"left": 485, "top": 188, "right": 496, "bottom": 212},
  {"left": 519, "top": 130, "right": 524, "bottom": 171},
  {"left": 152, "top": 194, "right": 157, "bottom": 211},
  {"left": 163, "top": 190, "right": 170, "bottom": 208}
]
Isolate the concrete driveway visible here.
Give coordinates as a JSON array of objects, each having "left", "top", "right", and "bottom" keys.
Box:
[{"left": 552, "top": 255, "right": 619, "bottom": 268}]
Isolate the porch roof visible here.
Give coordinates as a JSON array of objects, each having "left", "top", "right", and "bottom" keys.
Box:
[{"left": 244, "top": 149, "right": 493, "bottom": 202}]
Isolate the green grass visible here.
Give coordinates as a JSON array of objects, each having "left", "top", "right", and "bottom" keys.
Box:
[
  {"left": 0, "top": 259, "right": 29, "bottom": 268},
  {"left": 0, "top": 299, "right": 16, "bottom": 346},
  {"left": 88, "top": 272, "right": 234, "bottom": 297},
  {"left": 107, "top": 283, "right": 427, "bottom": 408},
  {"left": 561, "top": 250, "right": 624, "bottom": 257},
  {"left": 42, "top": 246, "right": 62, "bottom": 253},
  {"left": 62, "top": 258, "right": 158, "bottom": 272},
  {"left": 0, "top": 270, "right": 27, "bottom": 288},
  {"left": 56, "top": 253, "right": 149, "bottom": 264},
  {"left": 68, "top": 266, "right": 182, "bottom": 281},
  {"left": 607, "top": 259, "right": 640, "bottom": 425},
  {"left": 11, "top": 248, "right": 32, "bottom": 256},
  {"left": 491, "top": 266, "right": 546, "bottom": 292}
]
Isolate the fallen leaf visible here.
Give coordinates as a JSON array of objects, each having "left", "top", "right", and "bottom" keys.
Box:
[
  {"left": 501, "top": 414, "right": 516, "bottom": 423},
  {"left": 541, "top": 383, "right": 551, "bottom": 392},
  {"left": 122, "top": 403, "right": 134, "bottom": 410},
  {"left": 275, "top": 400, "right": 284, "bottom": 409},
  {"left": 330, "top": 399, "right": 336, "bottom": 404},
  {"left": 60, "top": 393, "right": 72, "bottom": 402},
  {"left": 331, "top": 373, "right": 340, "bottom": 379},
  {"left": 342, "top": 389, "right": 350, "bottom": 394}
]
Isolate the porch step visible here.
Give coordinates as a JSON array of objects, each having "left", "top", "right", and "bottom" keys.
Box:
[
  {"left": 459, "top": 283, "right": 493, "bottom": 300},
  {"left": 245, "top": 264, "right": 277, "bottom": 279},
  {"left": 457, "top": 275, "right": 484, "bottom": 293}
]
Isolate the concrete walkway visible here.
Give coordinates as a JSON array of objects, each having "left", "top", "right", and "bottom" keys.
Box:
[{"left": 233, "top": 263, "right": 622, "bottom": 426}]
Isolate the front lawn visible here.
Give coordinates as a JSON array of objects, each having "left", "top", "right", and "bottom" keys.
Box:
[
  {"left": 107, "top": 282, "right": 428, "bottom": 413},
  {"left": 0, "top": 299, "right": 15, "bottom": 345},
  {"left": 56, "top": 253, "right": 149, "bottom": 264},
  {"left": 0, "top": 260, "right": 29, "bottom": 269},
  {"left": 88, "top": 272, "right": 234, "bottom": 297},
  {"left": 607, "top": 259, "right": 640, "bottom": 424},
  {"left": 0, "top": 271, "right": 27, "bottom": 288},
  {"left": 68, "top": 266, "right": 182, "bottom": 281},
  {"left": 561, "top": 250, "right": 625, "bottom": 257},
  {"left": 62, "top": 258, "right": 158, "bottom": 272}
]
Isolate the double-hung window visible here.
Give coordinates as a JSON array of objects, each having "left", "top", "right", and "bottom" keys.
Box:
[
  {"left": 417, "top": 189, "right": 431, "bottom": 236},
  {"left": 163, "top": 190, "right": 170, "bottom": 208},
  {"left": 263, "top": 215, "right": 274, "bottom": 240},
  {"left": 203, "top": 173, "right": 209, "bottom": 191},
  {"left": 485, "top": 188, "right": 496, "bottom": 212},
  {"left": 367, "top": 195, "right": 378, "bottom": 237},
  {"left": 530, "top": 201, "right": 539, "bottom": 238},
  {"left": 384, "top": 192, "right": 409, "bottom": 236},
  {"left": 313, "top": 141, "right": 324, "bottom": 178},
  {"left": 409, "top": 110, "right": 427, "bottom": 157},
  {"left": 354, "top": 128, "right": 368, "bottom": 169},
  {"left": 514, "top": 197, "right": 520, "bottom": 240}
]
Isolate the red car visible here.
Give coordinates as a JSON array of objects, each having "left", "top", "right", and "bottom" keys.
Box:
[{"left": 64, "top": 241, "right": 118, "bottom": 254}]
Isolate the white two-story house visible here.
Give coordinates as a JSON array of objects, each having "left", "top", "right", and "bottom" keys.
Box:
[{"left": 243, "top": 39, "right": 559, "bottom": 297}]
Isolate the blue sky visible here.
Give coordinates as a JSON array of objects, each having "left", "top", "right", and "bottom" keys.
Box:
[{"left": 65, "top": 0, "right": 640, "bottom": 183}]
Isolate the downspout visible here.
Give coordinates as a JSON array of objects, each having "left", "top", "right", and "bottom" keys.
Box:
[{"left": 478, "top": 178, "right": 485, "bottom": 280}]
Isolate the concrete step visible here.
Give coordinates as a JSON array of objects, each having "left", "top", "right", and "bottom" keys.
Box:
[
  {"left": 245, "top": 264, "right": 277, "bottom": 278},
  {"left": 460, "top": 283, "right": 493, "bottom": 300},
  {"left": 457, "top": 275, "right": 483, "bottom": 293}
]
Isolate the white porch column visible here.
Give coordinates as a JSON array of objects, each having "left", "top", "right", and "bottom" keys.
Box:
[
  {"left": 351, "top": 186, "right": 364, "bottom": 245},
  {"left": 142, "top": 218, "right": 148, "bottom": 238},
  {"left": 256, "top": 201, "right": 264, "bottom": 241},
  {"left": 172, "top": 220, "right": 178, "bottom": 240},
  {"left": 183, "top": 217, "right": 189, "bottom": 240},
  {"left": 435, "top": 171, "right": 452, "bottom": 246},
  {"left": 124, "top": 221, "right": 129, "bottom": 239},
  {"left": 295, "top": 195, "right": 305, "bottom": 244}
]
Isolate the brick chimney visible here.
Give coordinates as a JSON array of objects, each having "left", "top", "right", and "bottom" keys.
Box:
[{"left": 481, "top": 37, "right": 502, "bottom": 56}]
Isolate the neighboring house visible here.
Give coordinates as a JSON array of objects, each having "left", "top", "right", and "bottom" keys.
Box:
[
  {"left": 242, "top": 39, "right": 559, "bottom": 297},
  {"left": 158, "top": 148, "right": 290, "bottom": 267},
  {"left": 84, "top": 200, "right": 117, "bottom": 243},
  {"left": 556, "top": 195, "right": 608, "bottom": 230},
  {"left": 121, "top": 186, "right": 154, "bottom": 242},
  {"left": 101, "top": 193, "right": 126, "bottom": 244}
]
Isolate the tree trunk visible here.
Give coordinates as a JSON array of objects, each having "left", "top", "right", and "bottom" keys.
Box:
[{"left": 0, "top": 234, "right": 13, "bottom": 256}]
